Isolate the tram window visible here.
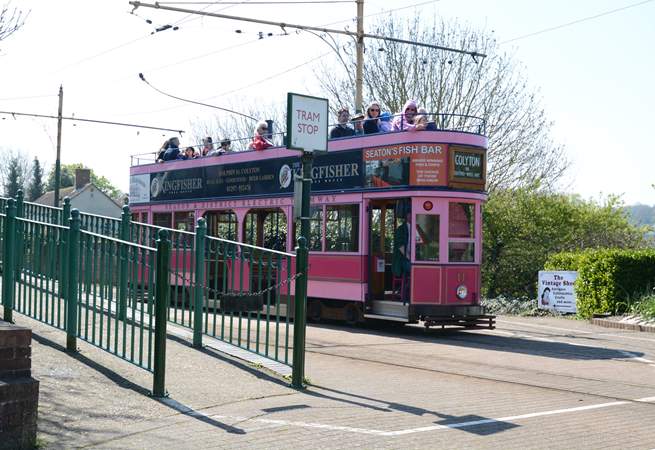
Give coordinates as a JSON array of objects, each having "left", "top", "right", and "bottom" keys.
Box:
[
  {"left": 153, "top": 212, "right": 172, "bottom": 228},
  {"left": 174, "top": 211, "right": 195, "bottom": 232},
  {"left": 448, "top": 202, "right": 476, "bottom": 263},
  {"left": 325, "top": 204, "right": 359, "bottom": 252},
  {"left": 294, "top": 206, "right": 323, "bottom": 251},
  {"left": 141, "top": 212, "right": 148, "bottom": 223},
  {"left": 131, "top": 213, "right": 140, "bottom": 222},
  {"left": 205, "top": 211, "right": 237, "bottom": 240},
  {"left": 449, "top": 203, "right": 475, "bottom": 238},
  {"left": 415, "top": 214, "right": 440, "bottom": 261},
  {"left": 448, "top": 242, "right": 475, "bottom": 262},
  {"left": 244, "top": 208, "right": 287, "bottom": 251}
]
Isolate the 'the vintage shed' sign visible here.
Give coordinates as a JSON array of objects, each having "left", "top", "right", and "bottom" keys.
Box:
[{"left": 537, "top": 271, "right": 578, "bottom": 314}]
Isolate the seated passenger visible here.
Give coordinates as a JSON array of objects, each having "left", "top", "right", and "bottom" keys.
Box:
[
  {"left": 392, "top": 100, "right": 419, "bottom": 132},
  {"left": 415, "top": 107, "right": 428, "bottom": 131},
  {"left": 329, "top": 108, "right": 355, "bottom": 139},
  {"left": 201, "top": 137, "right": 213, "bottom": 156},
  {"left": 219, "top": 138, "right": 231, "bottom": 153},
  {"left": 352, "top": 113, "right": 365, "bottom": 135},
  {"left": 162, "top": 137, "right": 181, "bottom": 161},
  {"left": 379, "top": 111, "right": 393, "bottom": 133},
  {"left": 180, "top": 146, "right": 196, "bottom": 160},
  {"left": 363, "top": 101, "right": 382, "bottom": 134},
  {"left": 248, "top": 121, "right": 273, "bottom": 151},
  {"left": 156, "top": 139, "right": 169, "bottom": 162}
]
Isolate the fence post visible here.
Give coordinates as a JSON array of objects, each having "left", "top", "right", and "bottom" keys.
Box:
[
  {"left": 153, "top": 229, "right": 171, "bottom": 397},
  {"left": 14, "top": 190, "right": 24, "bottom": 280},
  {"left": 118, "top": 205, "right": 130, "bottom": 321},
  {"left": 65, "top": 209, "right": 80, "bottom": 352},
  {"left": 292, "top": 236, "right": 308, "bottom": 389},
  {"left": 193, "top": 218, "right": 206, "bottom": 348},
  {"left": 2, "top": 199, "right": 17, "bottom": 323},
  {"left": 59, "top": 197, "right": 71, "bottom": 299}
]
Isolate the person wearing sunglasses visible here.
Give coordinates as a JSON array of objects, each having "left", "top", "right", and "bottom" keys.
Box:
[
  {"left": 364, "top": 101, "right": 384, "bottom": 135},
  {"left": 392, "top": 99, "right": 419, "bottom": 132},
  {"left": 248, "top": 121, "right": 273, "bottom": 151}
]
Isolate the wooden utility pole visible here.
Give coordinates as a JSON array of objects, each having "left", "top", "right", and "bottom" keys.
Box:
[
  {"left": 54, "top": 85, "right": 63, "bottom": 208},
  {"left": 355, "top": 0, "right": 364, "bottom": 114}
]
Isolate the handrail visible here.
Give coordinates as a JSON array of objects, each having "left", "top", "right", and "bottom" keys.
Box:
[
  {"left": 80, "top": 228, "right": 156, "bottom": 252},
  {"left": 129, "top": 111, "right": 487, "bottom": 167}
]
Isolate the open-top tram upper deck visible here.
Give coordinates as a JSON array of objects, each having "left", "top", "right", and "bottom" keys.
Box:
[{"left": 129, "top": 125, "right": 492, "bottom": 328}]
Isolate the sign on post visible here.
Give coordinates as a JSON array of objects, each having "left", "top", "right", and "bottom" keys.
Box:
[
  {"left": 538, "top": 271, "right": 578, "bottom": 314},
  {"left": 286, "top": 92, "right": 329, "bottom": 153}
]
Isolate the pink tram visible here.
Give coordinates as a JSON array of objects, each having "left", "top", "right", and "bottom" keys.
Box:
[{"left": 129, "top": 125, "right": 494, "bottom": 328}]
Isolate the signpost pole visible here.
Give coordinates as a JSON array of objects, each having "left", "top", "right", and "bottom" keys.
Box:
[{"left": 292, "top": 151, "right": 312, "bottom": 388}]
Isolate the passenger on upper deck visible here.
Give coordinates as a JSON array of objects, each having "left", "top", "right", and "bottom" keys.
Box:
[
  {"left": 219, "top": 138, "right": 231, "bottom": 153},
  {"left": 248, "top": 121, "right": 273, "bottom": 151},
  {"left": 161, "top": 137, "right": 181, "bottom": 161},
  {"left": 415, "top": 107, "right": 428, "bottom": 131},
  {"left": 181, "top": 147, "right": 196, "bottom": 160},
  {"left": 352, "top": 113, "right": 365, "bottom": 135},
  {"left": 201, "top": 137, "right": 213, "bottom": 157},
  {"left": 329, "top": 108, "right": 355, "bottom": 139},
  {"left": 392, "top": 100, "right": 419, "bottom": 132},
  {"left": 363, "top": 101, "right": 383, "bottom": 135}
]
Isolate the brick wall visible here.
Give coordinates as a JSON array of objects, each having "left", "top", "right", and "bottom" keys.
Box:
[{"left": 0, "top": 321, "right": 39, "bottom": 450}]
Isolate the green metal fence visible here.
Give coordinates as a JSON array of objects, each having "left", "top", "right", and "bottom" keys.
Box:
[
  {"left": 5, "top": 191, "right": 305, "bottom": 378},
  {"left": 1, "top": 200, "right": 171, "bottom": 396}
]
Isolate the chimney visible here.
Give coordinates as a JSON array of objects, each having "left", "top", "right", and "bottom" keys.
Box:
[{"left": 75, "top": 168, "right": 91, "bottom": 190}]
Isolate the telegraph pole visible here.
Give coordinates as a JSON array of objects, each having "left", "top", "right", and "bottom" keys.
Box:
[
  {"left": 54, "top": 85, "right": 63, "bottom": 208},
  {"left": 355, "top": 0, "right": 364, "bottom": 113}
]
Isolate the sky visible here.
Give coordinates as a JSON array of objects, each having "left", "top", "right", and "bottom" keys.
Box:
[{"left": 1, "top": 0, "right": 654, "bottom": 204}]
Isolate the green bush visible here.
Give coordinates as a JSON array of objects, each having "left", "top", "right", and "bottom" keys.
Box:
[
  {"left": 631, "top": 294, "right": 655, "bottom": 320},
  {"left": 483, "top": 188, "right": 647, "bottom": 299},
  {"left": 545, "top": 249, "right": 655, "bottom": 318}
]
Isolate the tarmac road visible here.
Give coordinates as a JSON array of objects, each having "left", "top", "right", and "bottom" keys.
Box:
[{"left": 17, "top": 313, "right": 655, "bottom": 449}]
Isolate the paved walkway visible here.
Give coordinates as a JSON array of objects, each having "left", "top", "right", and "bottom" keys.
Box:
[{"left": 15, "top": 314, "right": 655, "bottom": 449}]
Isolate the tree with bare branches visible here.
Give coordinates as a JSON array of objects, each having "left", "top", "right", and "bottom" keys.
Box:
[
  {"left": 315, "top": 15, "right": 567, "bottom": 192},
  {"left": 0, "top": 2, "right": 27, "bottom": 49}
]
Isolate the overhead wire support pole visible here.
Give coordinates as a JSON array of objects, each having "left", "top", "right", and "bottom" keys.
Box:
[
  {"left": 355, "top": 0, "right": 364, "bottom": 114},
  {"left": 128, "top": 1, "right": 487, "bottom": 59},
  {"left": 54, "top": 85, "right": 63, "bottom": 208}
]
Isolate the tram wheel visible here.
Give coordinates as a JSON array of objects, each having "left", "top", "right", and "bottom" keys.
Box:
[
  {"left": 307, "top": 299, "right": 322, "bottom": 323},
  {"left": 344, "top": 303, "right": 361, "bottom": 326}
]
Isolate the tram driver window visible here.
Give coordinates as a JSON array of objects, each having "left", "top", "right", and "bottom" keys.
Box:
[
  {"left": 448, "top": 202, "right": 476, "bottom": 263},
  {"left": 244, "top": 208, "right": 287, "bottom": 251},
  {"left": 325, "top": 204, "right": 359, "bottom": 252},
  {"left": 415, "top": 214, "right": 440, "bottom": 261},
  {"left": 205, "top": 210, "right": 237, "bottom": 241},
  {"left": 174, "top": 211, "right": 195, "bottom": 246}
]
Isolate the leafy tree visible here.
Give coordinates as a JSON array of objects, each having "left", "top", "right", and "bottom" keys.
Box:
[
  {"left": 2, "top": 154, "right": 24, "bottom": 198},
  {"left": 483, "top": 188, "right": 649, "bottom": 298},
  {"left": 314, "top": 15, "right": 567, "bottom": 192},
  {"left": 27, "top": 157, "right": 45, "bottom": 201},
  {"left": 45, "top": 163, "right": 123, "bottom": 200}
]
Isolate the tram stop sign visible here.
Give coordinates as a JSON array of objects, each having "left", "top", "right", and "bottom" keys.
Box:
[{"left": 286, "top": 92, "right": 329, "bottom": 153}]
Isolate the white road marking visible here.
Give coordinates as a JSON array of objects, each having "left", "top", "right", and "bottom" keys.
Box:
[
  {"left": 495, "top": 320, "right": 593, "bottom": 334},
  {"left": 202, "top": 396, "right": 655, "bottom": 437}
]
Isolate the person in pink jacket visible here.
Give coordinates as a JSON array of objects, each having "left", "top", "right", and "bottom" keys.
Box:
[
  {"left": 248, "top": 121, "right": 273, "bottom": 151},
  {"left": 392, "top": 100, "right": 419, "bottom": 131}
]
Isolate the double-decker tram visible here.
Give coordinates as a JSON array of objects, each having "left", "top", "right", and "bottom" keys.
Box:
[{"left": 129, "top": 119, "right": 495, "bottom": 329}]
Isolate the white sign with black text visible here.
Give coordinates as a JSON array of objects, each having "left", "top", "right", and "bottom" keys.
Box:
[
  {"left": 538, "top": 271, "right": 578, "bottom": 314},
  {"left": 286, "top": 92, "right": 328, "bottom": 152}
]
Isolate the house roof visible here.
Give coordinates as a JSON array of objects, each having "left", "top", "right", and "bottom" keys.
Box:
[{"left": 34, "top": 183, "right": 122, "bottom": 209}]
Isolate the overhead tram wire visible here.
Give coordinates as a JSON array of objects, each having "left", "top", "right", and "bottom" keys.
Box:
[
  {"left": 138, "top": 73, "right": 258, "bottom": 121},
  {"left": 129, "top": 1, "right": 486, "bottom": 59},
  {"left": 0, "top": 110, "right": 185, "bottom": 134},
  {"left": 500, "top": 0, "right": 655, "bottom": 44},
  {"left": 159, "top": 1, "right": 352, "bottom": 4},
  {"left": 318, "top": 0, "right": 442, "bottom": 28}
]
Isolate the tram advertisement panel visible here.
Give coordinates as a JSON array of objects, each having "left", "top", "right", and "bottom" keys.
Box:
[
  {"left": 363, "top": 144, "right": 447, "bottom": 188},
  {"left": 141, "top": 150, "right": 364, "bottom": 203}
]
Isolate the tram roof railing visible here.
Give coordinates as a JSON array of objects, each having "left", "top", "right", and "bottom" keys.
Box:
[{"left": 129, "top": 111, "right": 486, "bottom": 167}]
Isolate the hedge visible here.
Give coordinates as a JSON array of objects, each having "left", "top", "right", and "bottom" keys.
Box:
[{"left": 545, "top": 249, "right": 655, "bottom": 318}]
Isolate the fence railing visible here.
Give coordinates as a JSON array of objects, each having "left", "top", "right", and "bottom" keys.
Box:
[
  {"left": 1, "top": 199, "right": 171, "bottom": 396},
  {"left": 2, "top": 190, "right": 307, "bottom": 383}
]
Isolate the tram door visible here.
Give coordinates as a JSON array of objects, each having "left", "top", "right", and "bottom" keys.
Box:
[{"left": 368, "top": 200, "right": 399, "bottom": 305}]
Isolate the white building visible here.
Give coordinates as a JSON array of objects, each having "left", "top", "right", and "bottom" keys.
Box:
[{"left": 34, "top": 169, "right": 122, "bottom": 218}]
